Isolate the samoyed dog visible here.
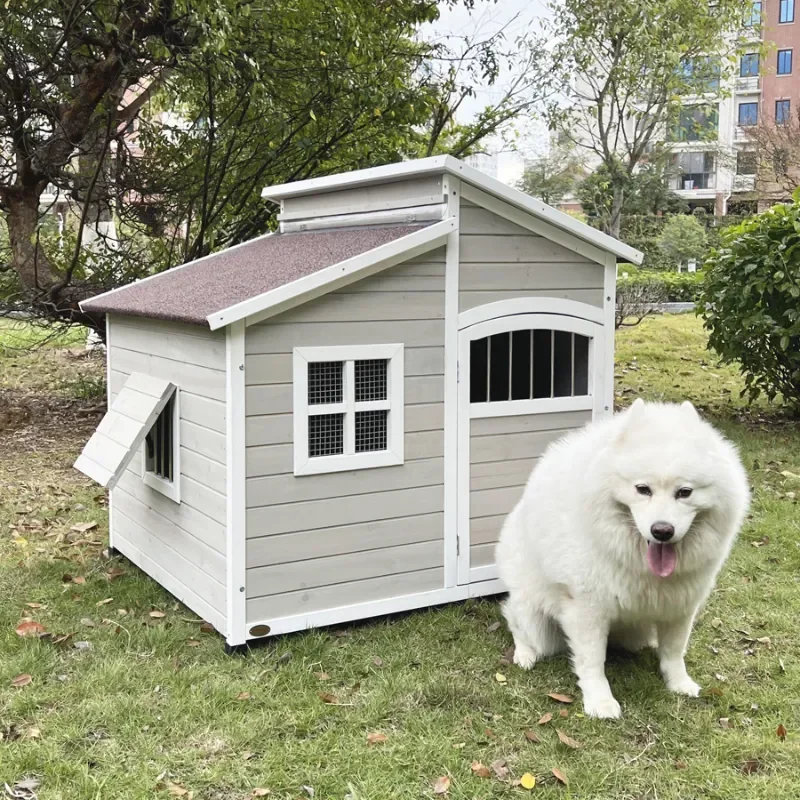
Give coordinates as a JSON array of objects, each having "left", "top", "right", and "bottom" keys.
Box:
[{"left": 496, "top": 399, "right": 750, "bottom": 719}]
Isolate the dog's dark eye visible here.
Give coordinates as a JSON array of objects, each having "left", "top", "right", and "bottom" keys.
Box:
[
  {"left": 635, "top": 484, "right": 652, "bottom": 497},
  {"left": 676, "top": 487, "right": 693, "bottom": 499}
]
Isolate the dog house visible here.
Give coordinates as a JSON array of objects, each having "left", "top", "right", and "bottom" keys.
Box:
[{"left": 74, "top": 156, "right": 643, "bottom": 650}]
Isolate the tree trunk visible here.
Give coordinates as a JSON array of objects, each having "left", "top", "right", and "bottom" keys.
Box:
[
  {"left": 5, "top": 190, "right": 58, "bottom": 292},
  {"left": 607, "top": 184, "right": 625, "bottom": 239}
]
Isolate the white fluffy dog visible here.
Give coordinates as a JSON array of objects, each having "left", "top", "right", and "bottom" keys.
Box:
[{"left": 496, "top": 399, "right": 750, "bottom": 719}]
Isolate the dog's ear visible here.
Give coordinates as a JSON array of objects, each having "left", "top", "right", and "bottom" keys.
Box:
[
  {"left": 680, "top": 400, "right": 700, "bottom": 421},
  {"left": 616, "top": 398, "right": 645, "bottom": 441}
]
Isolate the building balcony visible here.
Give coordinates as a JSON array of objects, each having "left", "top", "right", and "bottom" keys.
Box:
[
  {"left": 735, "top": 76, "right": 760, "bottom": 94},
  {"left": 733, "top": 174, "right": 756, "bottom": 191},
  {"left": 734, "top": 126, "right": 756, "bottom": 142}
]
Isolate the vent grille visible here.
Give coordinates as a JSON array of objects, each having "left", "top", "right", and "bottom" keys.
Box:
[
  {"left": 308, "top": 361, "right": 343, "bottom": 405},
  {"left": 354, "top": 359, "right": 388, "bottom": 403},
  {"left": 355, "top": 410, "right": 388, "bottom": 453},
  {"left": 308, "top": 413, "right": 344, "bottom": 457}
]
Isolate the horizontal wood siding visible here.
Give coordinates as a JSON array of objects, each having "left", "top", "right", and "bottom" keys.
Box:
[
  {"left": 468, "top": 410, "right": 591, "bottom": 571},
  {"left": 280, "top": 176, "right": 444, "bottom": 221},
  {"left": 107, "top": 315, "right": 227, "bottom": 629},
  {"left": 245, "top": 258, "right": 447, "bottom": 622},
  {"left": 458, "top": 205, "right": 604, "bottom": 312}
]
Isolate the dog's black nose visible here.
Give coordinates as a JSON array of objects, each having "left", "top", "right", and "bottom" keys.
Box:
[{"left": 651, "top": 522, "right": 675, "bottom": 542}]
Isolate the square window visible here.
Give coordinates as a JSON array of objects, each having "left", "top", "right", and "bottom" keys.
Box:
[
  {"left": 778, "top": 49, "right": 793, "bottom": 75},
  {"left": 142, "top": 388, "right": 180, "bottom": 502},
  {"left": 308, "top": 361, "right": 343, "bottom": 405},
  {"left": 293, "top": 345, "right": 404, "bottom": 475},
  {"left": 740, "top": 53, "right": 759, "bottom": 77},
  {"left": 355, "top": 410, "right": 388, "bottom": 453},
  {"left": 737, "top": 151, "right": 758, "bottom": 175},
  {"left": 738, "top": 102, "right": 758, "bottom": 126},
  {"left": 744, "top": 1, "right": 762, "bottom": 26},
  {"left": 780, "top": 0, "right": 794, "bottom": 23},
  {"left": 776, "top": 99, "right": 791, "bottom": 125},
  {"left": 308, "top": 413, "right": 344, "bottom": 457},
  {"left": 354, "top": 359, "right": 387, "bottom": 402}
]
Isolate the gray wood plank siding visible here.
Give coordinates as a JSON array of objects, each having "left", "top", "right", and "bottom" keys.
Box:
[
  {"left": 458, "top": 204, "right": 604, "bottom": 312},
  {"left": 280, "top": 176, "right": 445, "bottom": 221},
  {"left": 244, "top": 256, "right": 446, "bottom": 623},
  {"left": 107, "top": 314, "right": 227, "bottom": 633},
  {"left": 468, "top": 410, "right": 591, "bottom": 567}
]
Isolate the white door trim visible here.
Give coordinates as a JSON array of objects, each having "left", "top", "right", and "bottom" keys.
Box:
[{"left": 457, "top": 304, "right": 606, "bottom": 585}]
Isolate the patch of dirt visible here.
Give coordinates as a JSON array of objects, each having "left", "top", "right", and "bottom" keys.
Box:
[{"left": 0, "top": 388, "right": 104, "bottom": 454}]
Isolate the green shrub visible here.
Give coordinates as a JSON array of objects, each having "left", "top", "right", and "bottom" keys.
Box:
[
  {"left": 700, "top": 199, "right": 800, "bottom": 409},
  {"left": 618, "top": 270, "right": 704, "bottom": 303}
]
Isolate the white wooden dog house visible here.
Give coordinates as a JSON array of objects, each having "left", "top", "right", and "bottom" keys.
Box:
[{"left": 74, "top": 156, "right": 642, "bottom": 650}]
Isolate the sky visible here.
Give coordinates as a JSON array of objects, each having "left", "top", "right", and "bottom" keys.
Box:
[{"left": 424, "top": 0, "right": 553, "bottom": 185}]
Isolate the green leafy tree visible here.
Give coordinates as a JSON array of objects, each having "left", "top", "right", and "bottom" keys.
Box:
[
  {"left": 700, "top": 198, "right": 800, "bottom": 410},
  {"left": 517, "top": 146, "right": 586, "bottom": 205},
  {"left": 549, "top": 0, "right": 753, "bottom": 238},
  {"left": 657, "top": 215, "right": 708, "bottom": 269}
]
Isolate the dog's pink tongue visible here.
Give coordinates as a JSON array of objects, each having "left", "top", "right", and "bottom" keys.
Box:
[{"left": 647, "top": 542, "right": 677, "bottom": 578}]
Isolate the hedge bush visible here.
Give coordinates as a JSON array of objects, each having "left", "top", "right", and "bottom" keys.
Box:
[
  {"left": 700, "top": 199, "right": 800, "bottom": 410},
  {"left": 618, "top": 269, "right": 704, "bottom": 303}
]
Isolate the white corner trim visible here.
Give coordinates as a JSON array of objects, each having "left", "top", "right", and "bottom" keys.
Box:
[
  {"left": 226, "top": 320, "right": 247, "bottom": 646},
  {"left": 261, "top": 155, "right": 643, "bottom": 265},
  {"left": 292, "top": 344, "right": 404, "bottom": 477},
  {"left": 106, "top": 316, "right": 115, "bottom": 551},
  {"left": 443, "top": 175, "right": 460, "bottom": 589},
  {"left": 208, "top": 218, "right": 456, "bottom": 331},
  {"left": 602, "top": 253, "right": 617, "bottom": 417},
  {"left": 279, "top": 203, "right": 447, "bottom": 232},
  {"left": 458, "top": 298, "right": 605, "bottom": 330}
]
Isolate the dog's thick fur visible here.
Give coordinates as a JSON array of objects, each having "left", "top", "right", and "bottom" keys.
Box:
[{"left": 496, "top": 399, "right": 750, "bottom": 718}]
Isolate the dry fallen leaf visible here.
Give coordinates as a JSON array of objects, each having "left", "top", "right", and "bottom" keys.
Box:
[
  {"left": 538, "top": 712, "right": 553, "bottom": 725},
  {"left": 777, "top": 724, "right": 787, "bottom": 740},
  {"left": 72, "top": 576, "right": 86, "bottom": 585},
  {"left": 551, "top": 768, "right": 568, "bottom": 786},
  {"left": 548, "top": 693, "right": 574, "bottom": 704},
  {"left": 490, "top": 759, "right": 509, "bottom": 780},
  {"left": 556, "top": 729, "right": 581, "bottom": 749},
  {"left": 23, "top": 726, "right": 41, "bottom": 739},
  {"left": 471, "top": 761, "right": 491, "bottom": 779},
  {"left": 559, "top": 709, "right": 569, "bottom": 719},
  {"left": 11, "top": 673, "right": 32, "bottom": 688},
  {"left": 236, "top": 692, "right": 251, "bottom": 701},
  {"left": 106, "top": 568, "right": 126, "bottom": 581},
  {"left": 711, "top": 617, "right": 723, "bottom": 629},
  {"left": 706, "top": 687, "right": 724, "bottom": 697},
  {"left": 719, "top": 718, "right": 732, "bottom": 729},
  {"left": 495, "top": 672, "right": 507, "bottom": 684},
  {"left": 166, "top": 781, "right": 190, "bottom": 797},
  {"left": 199, "top": 622, "right": 214, "bottom": 633},
  {"left": 487, "top": 621, "right": 501, "bottom": 633},
  {"left": 366, "top": 732, "right": 388, "bottom": 745},
  {"left": 520, "top": 773, "right": 536, "bottom": 790},
  {"left": 251, "top": 790, "right": 271, "bottom": 797},
  {"left": 24, "top": 602, "right": 44, "bottom": 609},
  {"left": 96, "top": 598, "right": 113, "bottom": 606},
  {"left": 372, "top": 656, "right": 384, "bottom": 667},
  {"left": 524, "top": 729, "right": 540, "bottom": 743},
  {"left": 314, "top": 671, "right": 330, "bottom": 681},
  {"left": 149, "top": 610, "right": 166, "bottom": 619},
  {"left": 433, "top": 775, "right": 450, "bottom": 795},
  {"left": 15, "top": 620, "right": 45, "bottom": 637},
  {"left": 318, "top": 692, "right": 339, "bottom": 705},
  {"left": 741, "top": 759, "right": 762, "bottom": 775},
  {"left": 186, "top": 639, "right": 201, "bottom": 647},
  {"left": 71, "top": 521, "right": 98, "bottom": 533}
]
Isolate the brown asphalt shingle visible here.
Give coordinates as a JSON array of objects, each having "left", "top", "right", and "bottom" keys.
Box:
[{"left": 82, "top": 224, "right": 430, "bottom": 327}]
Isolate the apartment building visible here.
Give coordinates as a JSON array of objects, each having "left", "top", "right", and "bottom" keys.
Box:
[{"left": 669, "top": 0, "right": 799, "bottom": 214}]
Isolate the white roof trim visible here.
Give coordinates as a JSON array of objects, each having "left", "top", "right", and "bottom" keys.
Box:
[
  {"left": 262, "top": 156, "right": 643, "bottom": 265},
  {"left": 207, "top": 218, "right": 456, "bottom": 331}
]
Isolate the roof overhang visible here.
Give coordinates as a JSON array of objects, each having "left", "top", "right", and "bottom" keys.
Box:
[
  {"left": 207, "top": 217, "right": 456, "bottom": 331},
  {"left": 263, "top": 156, "right": 644, "bottom": 266}
]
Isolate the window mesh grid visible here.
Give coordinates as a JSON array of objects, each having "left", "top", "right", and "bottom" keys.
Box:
[
  {"left": 308, "top": 413, "right": 344, "bottom": 457},
  {"left": 355, "top": 410, "right": 388, "bottom": 453},
  {"left": 470, "top": 330, "right": 590, "bottom": 403},
  {"left": 354, "top": 359, "right": 388, "bottom": 403},
  {"left": 145, "top": 396, "right": 174, "bottom": 481},
  {"left": 308, "top": 361, "right": 343, "bottom": 405}
]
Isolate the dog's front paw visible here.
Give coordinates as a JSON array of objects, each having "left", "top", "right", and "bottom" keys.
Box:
[
  {"left": 666, "top": 676, "right": 701, "bottom": 697},
  {"left": 583, "top": 694, "right": 622, "bottom": 719},
  {"left": 512, "top": 643, "right": 538, "bottom": 670}
]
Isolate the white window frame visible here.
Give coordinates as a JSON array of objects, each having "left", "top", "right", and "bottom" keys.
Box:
[
  {"left": 141, "top": 386, "right": 181, "bottom": 503},
  {"left": 293, "top": 344, "right": 404, "bottom": 476}
]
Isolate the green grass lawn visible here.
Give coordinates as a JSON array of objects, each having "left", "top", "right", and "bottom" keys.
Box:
[{"left": 1, "top": 314, "right": 799, "bottom": 799}]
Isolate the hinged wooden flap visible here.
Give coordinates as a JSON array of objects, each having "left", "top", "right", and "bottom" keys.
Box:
[{"left": 74, "top": 372, "right": 176, "bottom": 489}]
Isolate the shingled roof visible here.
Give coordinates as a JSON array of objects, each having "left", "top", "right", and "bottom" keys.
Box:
[{"left": 82, "top": 224, "right": 431, "bottom": 327}]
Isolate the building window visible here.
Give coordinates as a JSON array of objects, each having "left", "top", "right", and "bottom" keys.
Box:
[
  {"left": 740, "top": 53, "right": 760, "bottom": 77},
  {"left": 744, "top": 1, "right": 762, "bottom": 26},
  {"left": 780, "top": 0, "right": 794, "bottom": 22},
  {"left": 143, "top": 389, "right": 180, "bottom": 502},
  {"left": 670, "top": 105, "right": 719, "bottom": 142},
  {"left": 736, "top": 151, "right": 758, "bottom": 175},
  {"left": 673, "top": 151, "right": 715, "bottom": 189},
  {"left": 738, "top": 102, "right": 759, "bottom": 126},
  {"left": 293, "top": 344, "right": 404, "bottom": 475},
  {"left": 469, "top": 330, "right": 591, "bottom": 405},
  {"left": 776, "top": 99, "right": 791, "bottom": 125},
  {"left": 778, "top": 50, "right": 793, "bottom": 75}
]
